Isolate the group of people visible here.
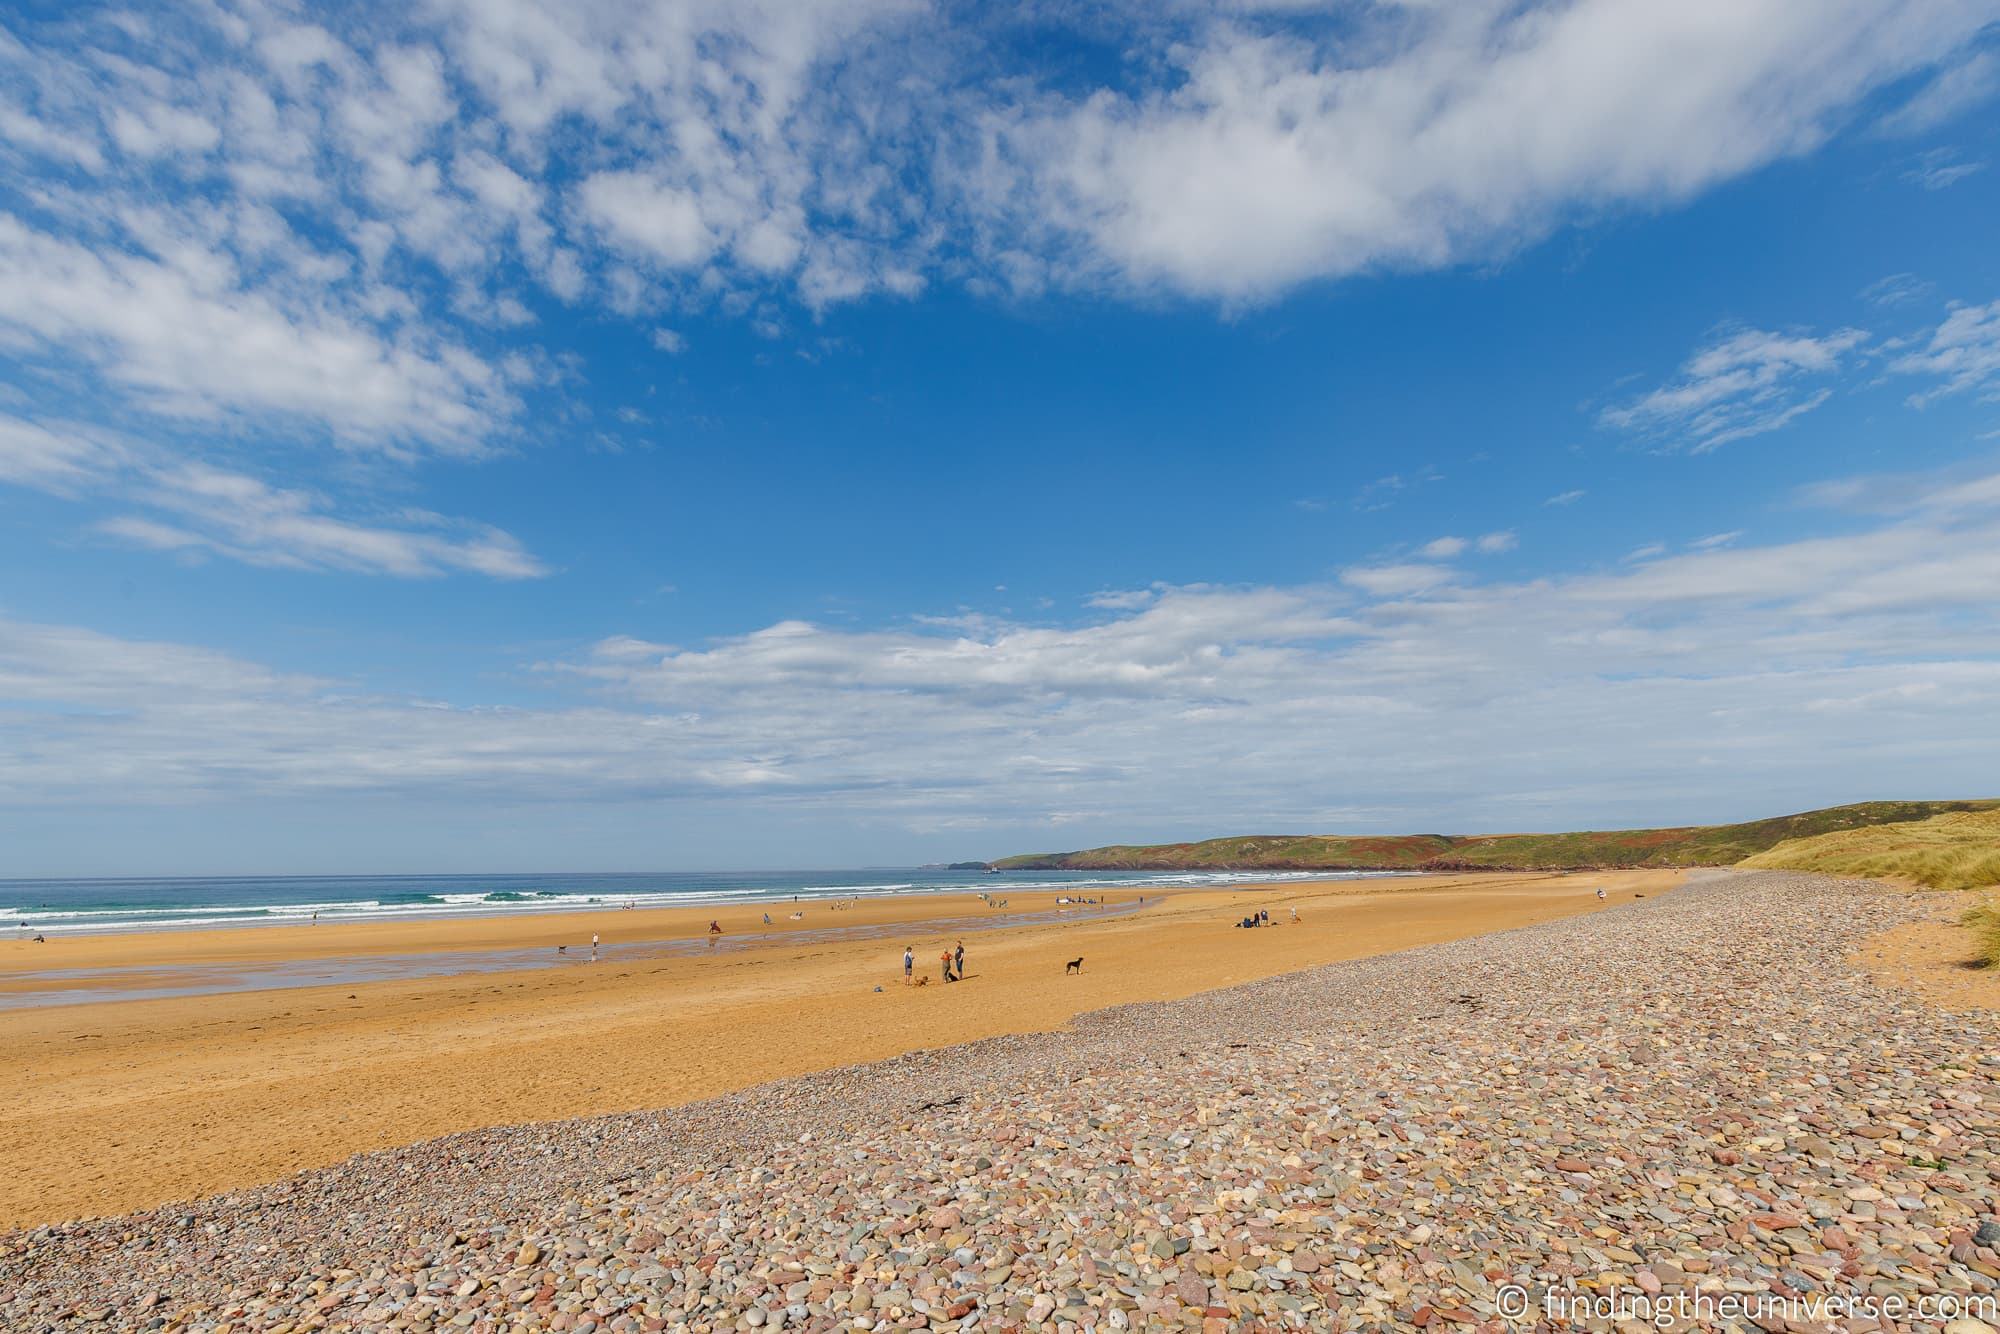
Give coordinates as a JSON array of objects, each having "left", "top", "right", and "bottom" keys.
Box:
[
  {"left": 1236, "top": 905, "right": 1302, "bottom": 929},
  {"left": 902, "top": 940, "right": 967, "bottom": 984}
]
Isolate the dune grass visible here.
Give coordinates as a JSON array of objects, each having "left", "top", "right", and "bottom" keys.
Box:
[
  {"left": 995, "top": 800, "right": 2000, "bottom": 872},
  {"left": 1960, "top": 898, "right": 2000, "bottom": 969},
  {"left": 1740, "top": 808, "right": 2000, "bottom": 892}
]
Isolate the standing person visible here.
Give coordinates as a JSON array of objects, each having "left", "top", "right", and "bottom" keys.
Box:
[
  {"left": 903, "top": 946, "right": 914, "bottom": 985},
  {"left": 941, "top": 948, "right": 956, "bottom": 982},
  {"left": 591, "top": 932, "right": 600, "bottom": 962},
  {"left": 954, "top": 940, "right": 965, "bottom": 980},
  {"left": 1290, "top": 906, "right": 1299, "bottom": 923}
]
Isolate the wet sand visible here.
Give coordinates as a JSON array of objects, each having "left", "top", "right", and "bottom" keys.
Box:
[{"left": 0, "top": 869, "right": 1683, "bottom": 1227}]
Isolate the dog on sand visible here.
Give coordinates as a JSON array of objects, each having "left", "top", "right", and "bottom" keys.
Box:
[{"left": 1065, "top": 957, "right": 1083, "bottom": 974}]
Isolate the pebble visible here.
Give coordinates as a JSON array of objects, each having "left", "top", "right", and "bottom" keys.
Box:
[{"left": 7, "top": 871, "right": 1999, "bottom": 1333}]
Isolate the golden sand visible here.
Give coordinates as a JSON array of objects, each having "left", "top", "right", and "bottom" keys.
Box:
[
  {"left": 1852, "top": 897, "right": 2000, "bottom": 1011},
  {"left": 1, "top": 869, "right": 1683, "bottom": 1228}
]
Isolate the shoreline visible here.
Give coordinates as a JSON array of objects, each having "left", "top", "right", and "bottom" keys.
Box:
[
  {"left": 0, "top": 868, "right": 1388, "bottom": 938},
  {"left": 0, "top": 869, "right": 1681, "bottom": 1228},
  {"left": 12, "top": 870, "right": 1993, "bottom": 1334}
]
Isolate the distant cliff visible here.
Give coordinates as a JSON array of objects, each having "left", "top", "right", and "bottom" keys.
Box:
[{"left": 990, "top": 800, "right": 1999, "bottom": 872}]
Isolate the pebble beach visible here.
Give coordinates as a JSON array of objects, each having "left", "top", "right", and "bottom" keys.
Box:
[{"left": 7, "top": 869, "right": 1999, "bottom": 1332}]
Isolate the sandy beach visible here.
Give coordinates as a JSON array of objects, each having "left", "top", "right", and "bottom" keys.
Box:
[
  {"left": 9, "top": 870, "right": 2000, "bottom": 1334},
  {"left": 0, "top": 869, "right": 1678, "bottom": 1228}
]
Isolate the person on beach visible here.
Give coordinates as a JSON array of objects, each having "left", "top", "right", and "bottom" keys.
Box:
[
  {"left": 763, "top": 912, "right": 772, "bottom": 925},
  {"left": 954, "top": 941, "right": 965, "bottom": 979},
  {"left": 591, "top": 932, "right": 600, "bottom": 962},
  {"left": 709, "top": 919, "right": 722, "bottom": 934},
  {"left": 1290, "top": 906, "right": 1300, "bottom": 923},
  {"left": 941, "top": 948, "right": 956, "bottom": 982},
  {"left": 903, "top": 946, "right": 914, "bottom": 984}
]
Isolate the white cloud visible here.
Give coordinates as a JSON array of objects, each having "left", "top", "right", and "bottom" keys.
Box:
[
  {"left": 1600, "top": 326, "right": 1865, "bottom": 451},
  {"left": 5, "top": 463, "right": 2000, "bottom": 829},
  {"left": 1877, "top": 49, "right": 2000, "bottom": 136},
  {"left": 1419, "top": 536, "right": 1468, "bottom": 559},
  {"left": 1861, "top": 272, "right": 1933, "bottom": 307},
  {"left": 0, "top": 214, "right": 513, "bottom": 455},
  {"left": 1894, "top": 300, "right": 2000, "bottom": 404},
  {"left": 1085, "top": 587, "right": 1159, "bottom": 611},
  {"left": 1340, "top": 563, "right": 1454, "bottom": 597},
  {"left": 578, "top": 171, "right": 716, "bottom": 269},
  {"left": 991, "top": 1, "right": 1996, "bottom": 300},
  {"left": 651, "top": 328, "right": 687, "bottom": 354},
  {"left": 1475, "top": 530, "right": 1518, "bottom": 554},
  {"left": 102, "top": 465, "right": 547, "bottom": 579},
  {"left": 0, "top": 409, "right": 544, "bottom": 581},
  {"left": 1545, "top": 489, "right": 1587, "bottom": 506},
  {"left": 1901, "top": 146, "right": 1987, "bottom": 191},
  {"left": 0, "top": 415, "right": 120, "bottom": 489}
]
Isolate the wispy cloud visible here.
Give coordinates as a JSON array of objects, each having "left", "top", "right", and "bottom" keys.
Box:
[
  {"left": 101, "top": 465, "right": 547, "bottom": 579},
  {"left": 1894, "top": 300, "right": 2000, "bottom": 404},
  {"left": 0, "top": 409, "right": 544, "bottom": 580},
  {"left": 1545, "top": 489, "right": 1587, "bottom": 506},
  {"left": 1860, "top": 272, "right": 1934, "bottom": 307},
  {"left": 1877, "top": 50, "right": 2000, "bottom": 136},
  {"left": 1600, "top": 326, "right": 1865, "bottom": 451},
  {"left": 6, "top": 463, "right": 2000, "bottom": 831},
  {"left": 1901, "top": 147, "right": 1987, "bottom": 191}
]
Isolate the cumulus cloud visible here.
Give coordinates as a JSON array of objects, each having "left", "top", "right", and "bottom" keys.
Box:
[
  {"left": 5, "top": 464, "right": 2000, "bottom": 831},
  {"left": 1, "top": 1, "right": 1994, "bottom": 578},
  {"left": 1600, "top": 326, "right": 1866, "bottom": 451}
]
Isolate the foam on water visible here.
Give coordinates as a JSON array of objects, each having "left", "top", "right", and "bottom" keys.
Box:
[{"left": 0, "top": 867, "right": 1401, "bottom": 936}]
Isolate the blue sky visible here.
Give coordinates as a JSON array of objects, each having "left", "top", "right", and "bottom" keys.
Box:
[{"left": 2, "top": 1, "right": 1999, "bottom": 875}]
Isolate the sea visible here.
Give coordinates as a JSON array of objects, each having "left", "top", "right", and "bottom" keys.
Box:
[{"left": 0, "top": 866, "right": 1387, "bottom": 937}]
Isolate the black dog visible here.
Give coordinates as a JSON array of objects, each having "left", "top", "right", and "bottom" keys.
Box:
[{"left": 1065, "top": 957, "right": 1083, "bottom": 973}]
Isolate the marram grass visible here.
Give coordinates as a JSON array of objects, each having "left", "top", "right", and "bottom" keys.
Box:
[
  {"left": 1961, "top": 898, "right": 2000, "bottom": 970},
  {"left": 1741, "top": 808, "right": 2000, "bottom": 892}
]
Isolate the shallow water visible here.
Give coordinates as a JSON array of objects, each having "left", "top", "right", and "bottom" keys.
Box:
[
  {"left": 0, "top": 901, "right": 1149, "bottom": 1010},
  {"left": 0, "top": 867, "right": 1385, "bottom": 935}
]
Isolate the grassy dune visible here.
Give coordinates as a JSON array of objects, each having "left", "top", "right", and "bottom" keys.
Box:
[
  {"left": 1961, "top": 899, "right": 2000, "bottom": 968},
  {"left": 995, "top": 800, "right": 1999, "bottom": 873},
  {"left": 1741, "top": 808, "right": 2000, "bottom": 891}
]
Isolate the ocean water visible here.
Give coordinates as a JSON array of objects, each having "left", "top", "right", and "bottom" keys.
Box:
[{"left": 0, "top": 867, "right": 1389, "bottom": 936}]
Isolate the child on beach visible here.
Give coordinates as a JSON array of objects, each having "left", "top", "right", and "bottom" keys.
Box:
[
  {"left": 903, "top": 946, "right": 914, "bottom": 984},
  {"left": 941, "top": 948, "right": 956, "bottom": 982}
]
